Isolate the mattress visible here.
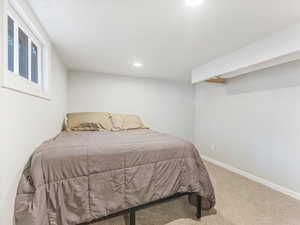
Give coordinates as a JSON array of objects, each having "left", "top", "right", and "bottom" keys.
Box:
[{"left": 14, "top": 129, "right": 215, "bottom": 225}]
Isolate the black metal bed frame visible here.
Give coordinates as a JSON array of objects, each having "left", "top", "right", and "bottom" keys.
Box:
[{"left": 78, "top": 192, "right": 202, "bottom": 225}]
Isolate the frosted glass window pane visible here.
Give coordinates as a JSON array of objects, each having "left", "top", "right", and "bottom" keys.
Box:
[
  {"left": 31, "top": 42, "right": 38, "bottom": 83},
  {"left": 8, "top": 16, "right": 14, "bottom": 72},
  {"left": 19, "top": 28, "right": 28, "bottom": 79}
]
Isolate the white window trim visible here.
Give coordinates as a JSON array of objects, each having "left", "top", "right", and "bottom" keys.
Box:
[{"left": 2, "top": 0, "right": 51, "bottom": 100}]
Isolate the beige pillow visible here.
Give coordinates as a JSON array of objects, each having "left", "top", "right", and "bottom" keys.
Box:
[
  {"left": 110, "top": 113, "right": 148, "bottom": 131},
  {"left": 65, "top": 112, "right": 113, "bottom": 131}
]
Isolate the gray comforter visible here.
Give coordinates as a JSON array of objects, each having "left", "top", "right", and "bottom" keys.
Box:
[{"left": 15, "top": 129, "right": 215, "bottom": 225}]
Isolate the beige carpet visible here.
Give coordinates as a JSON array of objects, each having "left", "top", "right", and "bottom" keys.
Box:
[{"left": 94, "top": 162, "right": 300, "bottom": 225}]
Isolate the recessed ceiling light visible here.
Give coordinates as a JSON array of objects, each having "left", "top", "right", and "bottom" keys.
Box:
[
  {"left": 186, "top": 0, "right": 204, "bottom": 7},
  {"left": 133, "top": 62, "right": 143, "bottom": 68}
]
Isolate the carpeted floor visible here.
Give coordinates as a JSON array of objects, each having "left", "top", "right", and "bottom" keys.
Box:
[{"left": 94, "top": 161, "right": 300, "bottom": 225}]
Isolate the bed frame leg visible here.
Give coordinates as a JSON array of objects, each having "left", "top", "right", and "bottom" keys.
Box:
[
  {"left": 196, "top": 195, "right": 202, "bottom": 219},
  {"left": 129, "top": 210, "right": 136, "bottom": 225}
]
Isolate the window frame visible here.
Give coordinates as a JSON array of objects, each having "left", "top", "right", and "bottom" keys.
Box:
[{"left": 2, "top": 0, "right": 51, "bottom": 100}]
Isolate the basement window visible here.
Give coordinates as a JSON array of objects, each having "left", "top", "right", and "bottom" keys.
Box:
[{"left": 3, "top": 0, "right": 51, "bottom": 99}]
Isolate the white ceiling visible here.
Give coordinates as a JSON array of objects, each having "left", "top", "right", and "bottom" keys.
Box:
[{"left": 27, "top": 0, "right": 300, "bottom": 82}]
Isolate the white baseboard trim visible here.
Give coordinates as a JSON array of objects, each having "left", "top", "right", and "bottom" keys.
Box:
[{"left": 201, "top": 155, "right": 300, "bottom": 201}]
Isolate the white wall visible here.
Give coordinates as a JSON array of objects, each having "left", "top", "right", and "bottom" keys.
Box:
[
  {"left": 0, "top": 0, "right": 68, "bottom": 224},
  {"left": 195, "top": 59, "right": 300, "bottom": 195},
  {"left": 192, "top": 22, "right": 300, "bottom": 83},
  {"left": 68, "top": 72, "right": 195, "bottom": 141}
]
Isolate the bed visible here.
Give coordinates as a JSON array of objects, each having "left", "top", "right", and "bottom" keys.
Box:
[{"left": 14, "top": 128, "right": 215, "bottom": 225}]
